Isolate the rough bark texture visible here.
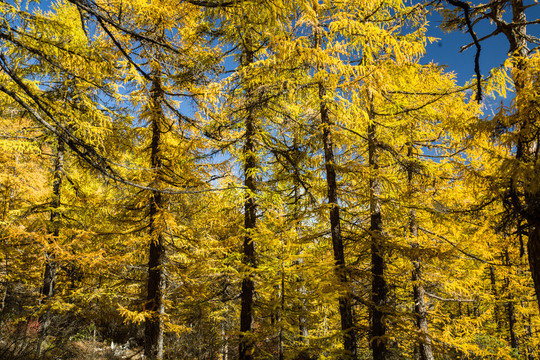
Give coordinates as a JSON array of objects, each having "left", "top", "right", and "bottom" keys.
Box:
[
  {"left": 292, "top": 138, "right": 309, "bottom": 342},
  {"left": 368, "top": 103, "right": 386, "bottom": 360},
  {"left": 144, "top": 77, "right": 166, "bottom": 360},
  {"left": 507, "top": 0, "right": 540, "bottom": 316},
  {"left": 489, "top": 266, "right": 502, "bottom": 333},
  {"left": 487, "top": 0, "right": 540, "bottom": 314},
  {"left": 412, "top": 256, "right": 434, "bottom": 360},
  {"left": 38, "top": 139, "right": 64, "bottom": 356},
  {"left": 528, "top": 225, "right": 540, "bottom": 311},
  {"left": 503, "top": 250, "right": 519, "bottom": 351},
  {"left": 319, "top": 82, "right": 357, "bottom": 360},
  {"left": 239, "top": 43, "right": 257, "bottom": 360},
  {"left": 407, "top": 144, "right": 434, "bottom": 360}
]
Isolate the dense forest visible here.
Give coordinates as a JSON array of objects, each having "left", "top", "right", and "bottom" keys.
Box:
[{"left": 0, "top": 0, "right": 539, "bottom": 359}]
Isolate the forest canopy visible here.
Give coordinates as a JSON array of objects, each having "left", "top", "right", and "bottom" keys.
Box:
[{"left": 0, "top": 1, "right": 539, "bottom": 360}]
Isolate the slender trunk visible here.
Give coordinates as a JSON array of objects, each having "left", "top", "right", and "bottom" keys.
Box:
[
  {"left": 368, "top": 98, "right": 386, "bottom": 360},
  {"left": 222, "top": 321, "right": 229, "bottom": 360},
  {"left": 314, "top": 19, "right": 356, "bottom": 356},
  {"left": 525, "top": 313, "right": 535, "bottom": 360},
  {"left": 144, "top": 77, "right": 166, "bottom": 360},
  {"left": 319, "top": 81, "right": 357, "bottom": 359},
  {"left": 38, "top": 138, "right": 64, "bottom": 356},
  {"left": 408, "top": 145, "right": 434, "bottom": 360},
  {"left": 239, "top": 42, "right": 257, "bottom": 360},
  {"left": 528, "top": 226, "right": 540, "bottom": 311},
  {"left": 279, "top": 249, "right": 285, "bottom": 360},
  {"left": 411, "top": 257, "right": 434, "bottom": 360},
  {"left": 1, "top": 261, "right": 7, "bottom": 314},
  {"left": 292, "top": 137, "right": 309, "bottom": 342},
  {"left": 503, "top": 250, "right": 518, "bottom": 351},
  {"left": 489, "top": 266, "right": 502, "bottom": 333},
  {"left": 295, "top": 192, "right": 309, "bottom": 342}
]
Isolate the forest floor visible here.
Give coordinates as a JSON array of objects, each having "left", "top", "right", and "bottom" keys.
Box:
[
  {"left": 59, "top": 340, "right": 144, "bottom": 360},
  {"left": 0, "top": 336, "right": 144, "bottom": 360}
]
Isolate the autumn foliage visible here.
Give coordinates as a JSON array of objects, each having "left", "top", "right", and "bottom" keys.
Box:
[{"left": 0, "top": 1, "right": 539, "bottom": 360}]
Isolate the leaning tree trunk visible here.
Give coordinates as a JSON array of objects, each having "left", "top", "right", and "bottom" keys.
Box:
[
  {"left": 38, "top": 138, "right": 64, "bottom": 356},
  {"left": 239, "top": 39, "right": 257, "bottom": 360},
  {"left": 144, "top": 76, "right": 166, "bottom": 360},
  {"left": 368, "top": 97, "right": 387, "bottom": 360}
]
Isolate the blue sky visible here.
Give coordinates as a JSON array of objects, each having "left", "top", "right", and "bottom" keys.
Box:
[{"left": 422, "top": 1, "right": 540, "bottom": 87}]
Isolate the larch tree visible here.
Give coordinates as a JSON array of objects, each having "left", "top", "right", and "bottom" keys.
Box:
[{"left": 440, "top": 0, "right": 540, "bottom": 312}]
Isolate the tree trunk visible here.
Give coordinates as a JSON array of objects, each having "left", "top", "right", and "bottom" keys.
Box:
[
  {"left": 239, "top": 42, "right": 257, "bottom": 360},
  {"left": 528, "top": 226, "right": 540, "bottom": 311},
  {"left": 509, "top": 0, "right": 540, "bottom": 316},
  {"left": 407, "top": 141, "right": 434, "bottom": 360},
  {"left": 525, "top": 313, "right": 535, "bottom": 360},
  {"left": 292, "top": 138, "right": 309, "bottom": 342},
  {"left": 368, "top": 99, "right": 386, "bottom": 360},
  {"left": 489, "top": 266, "right": 502, "bottom": 333},
  {"left": 38, "top": 138, "right": 64, "bottom": 356},
  {"left": 144, "top": 76, "right": 166, "bottom": 360},
  {"left": 492, "top": 0, "right": 540, "bottom": 314},
  {"left": 412, "top": 256, "right": 434, "bottom": 360},
  {"left": 503, "top": 250, "right": 518, "bottom": 351},
  {"left": 319, "top": 81, "right": 357, "bottom": 360},
  {"left": 409, "top": 211, "right": 433, "bottom": 360}
]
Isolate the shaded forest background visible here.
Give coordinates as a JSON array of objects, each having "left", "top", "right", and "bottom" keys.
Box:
[{"left": 0, "top": 0, "right": 539, "bottom": 359}]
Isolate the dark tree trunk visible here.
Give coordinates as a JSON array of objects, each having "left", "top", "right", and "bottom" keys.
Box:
[
  {"left": 528, "top": 226, "right": 540, "bottom": 311},
  {"left": 144, "top": 77, "right": 166, "bottom": 360},
  {"left": 509, "top": 0, "right": 540, "bottom": 316},
  {"left": 503, "top": 250, "right": 518, "bottom": 351},
  {"left": 368, "top": 101, "right": 386, "bottom": 360},
  {"left": 239, "top": 43, "right": 257, "bottom": 360},
  {"left": 407, "top": 142, "right": 434, "bottom": 360},
  {"left": 279, "top": 256, "right": 285, "bottom": 360},
  {"left": 488, "top": 0, "right": 540, "bottom": 314},
  {"left": 319, "top": 81, "right": 357, "bottom": 360},
  {"left": 489, "top": 266, "right": 502, "bottom": 333},
  {"left": 38, "top": 138, "right": 64, "bottom": 356}
]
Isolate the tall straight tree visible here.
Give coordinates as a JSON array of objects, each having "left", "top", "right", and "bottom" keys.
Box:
[
  {"left": 143, "top": 74, "right": 167, "bottom": 360},
  {"left": 367, "top": 90, "right": 387, "bottom": 360},
  {"left": 239, "top": 33, "right": 257, "bottom": 360},
  {"left": 37, "top": 138, "right": 64, "bottom": 356}
]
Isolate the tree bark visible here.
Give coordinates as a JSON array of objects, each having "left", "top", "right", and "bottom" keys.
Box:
[
  {"left": 294, "top": 169, "right": 309, "bottom": 342},
  {"left": 38, "top": 138, "right": 64, "bottom": 356},
  {"left": 503, "top": 250, "right": 519, "bottom": 351},
  {"left": 411, "top": 254, "right": 434, "bottom": 360},
  {"left": 508, "top": 0, "right": 540, "bottom": 315},
  {"left": 319, "top": 81, "right": 357, "bottom": 360},
  {"left": 489, "top": 265, "right": 502, "bottom": 333},
  {"left": 239, "top": 41, "right": 257, "bottom": 360},
  {"left": 144, "top": 76, "right": 166, "bottom": 360},
  {"left": 487, "top": 0, "right": 540, "bottom": 314},
  {"left": 368, "top": 97, "right": 386, "bottom": 360},
  {"left": 407, "top": 142, "right": 434, "bottom": 360}
]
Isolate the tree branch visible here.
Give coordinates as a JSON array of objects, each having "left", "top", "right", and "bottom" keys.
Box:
[{"left": 447, "top": 0, "right": 483, "bottom": 101}]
